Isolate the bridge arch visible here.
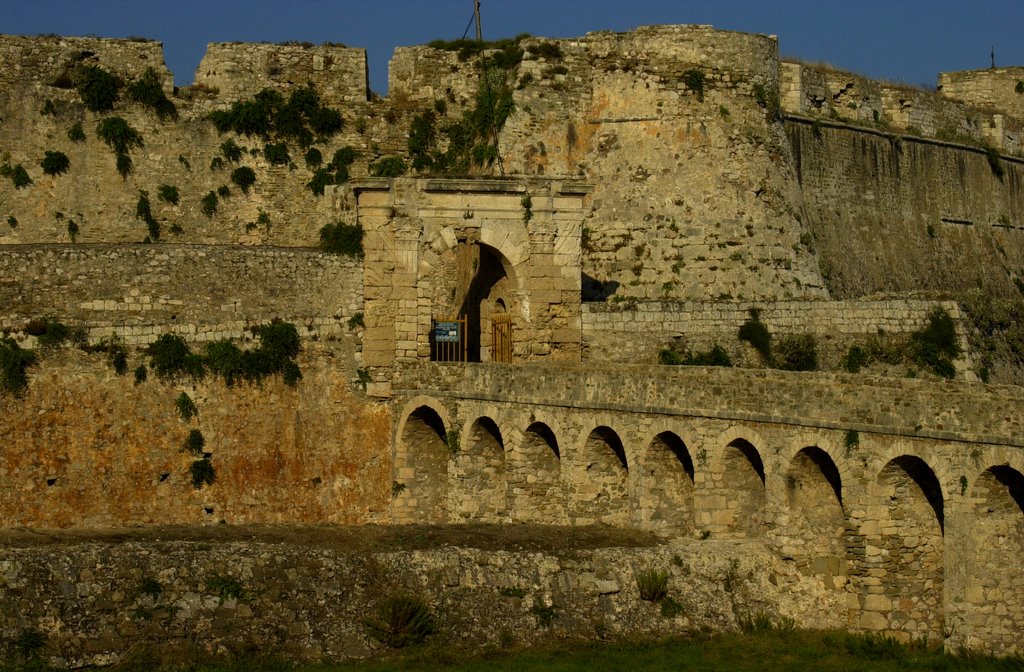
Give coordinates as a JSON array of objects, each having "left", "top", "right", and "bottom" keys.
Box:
[
  {"left": 451, "top": 415, "right": 509, "bottom": 521},
  {"left": 569, "top": 424, "right": 630, "bottom": 525},
  {"left": 780, "top": 445, "right": 847, "bottom": 588},
  {"left": 509, "top": 419, "right": 566, "bottom": 524},
  {"left": 712, "top": 428, "right": 768, "bottom": 539},
  {"left": 637, "top": 429, "right": 695, "bottom": 534},
  {"left": 393, "top": 398, "right": 452, "bottom": 523},
  {"left": 856, "top": 454, "right": 945, "bottom": 643},
  {"left": 962, "top": 464, "right": 1024, "bottom": 653}
]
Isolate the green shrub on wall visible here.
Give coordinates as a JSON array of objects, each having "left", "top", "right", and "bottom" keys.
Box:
[
  {"left": 190, "top": 458, "right": 215, "bottom": 489},
  {"left": 183, "top": 428, "right": 205, "bottom": 455},
  {"left": 319, "top": 222, "right": 364, "bottom": 256},
  {"left": 659, "top": 344, "right": 732, "bottom": 367},
  {"left": 911, "top": 307, "right": 960, "bottom": 378},
  {"left": 220, "top": 139, "right": 243, "bottom": 163},
  {"left": 156, "top": 184, "right": 179, "bottom": 205},
  {"left": 365, "top": 595, "right": 436, "bottom": 649},
  {"left": 74, "top": 65, "right": 121, "bottom": 112},
  {"left": 208, "top": 85, "right": 343, "bottom": 147},
  {"left": 775, "top": 334, "right": 818, "bottom": 371},
  {"left": 96, "top": 117, "right": 143, "bottom": 155},
  {"left": 263, "top": 142, "right": 290, "bottom": 166},
  {"left": 738, "top": 309, "right": 772, "bottom": 362},
  {"left": 200, "top": 191, "right": 218, "bottom": 218},
  {"left": 126, "top": 67, "right": 177, "bottom": 121},
  {"left": 67, "top": 122, "right": 86, "bottom": 142},
  {"left": 230, "top": 166, "right": 256, "bottom": 194},
  {"left": 1, "top": 163, "right": 33, "bottom": 189},
  {"left": 146, "top": 334, "right": 206, "bottom": 380},
  {"left": 40, "top": 151, "right": 70, "bottom": 176},
  {"left": 0, "top": 337, "right": 37, "bottom": 397},
  {"left": 370, "top": 156, "right": 407, "bottom": 177}
]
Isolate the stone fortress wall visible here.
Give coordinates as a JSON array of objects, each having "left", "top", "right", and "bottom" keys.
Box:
[
  {"left": 938, "top": 66, "right": 1024, "bottom": 123},
  {"left": 0, "top": 244, "right": 363, "bottom": 346},
  {"left": 1, "top": 23, "right": 1024, "bottom": 661},
  {"left": 781, "top": 60, "right": 1024, "bottom": 153},
  {"left": 1, "top": 28, "right": 1023, "bottom": 305},
  {"left": 581, "top": 298, "right": 969, "bottom": 368}
]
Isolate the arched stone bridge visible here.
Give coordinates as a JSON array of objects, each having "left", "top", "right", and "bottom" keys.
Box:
[{"left": 390, "top": 362, "right": 1024, "bottom": 654}]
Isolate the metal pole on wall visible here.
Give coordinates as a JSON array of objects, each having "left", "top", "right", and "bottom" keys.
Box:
[{"left": 474, "top": 0, "right": 483, "bottom": 42}]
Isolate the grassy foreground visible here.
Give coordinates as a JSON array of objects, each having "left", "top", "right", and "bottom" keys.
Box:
[{"left": 8, "top": 630, "right": 1022, "bottom": 672}]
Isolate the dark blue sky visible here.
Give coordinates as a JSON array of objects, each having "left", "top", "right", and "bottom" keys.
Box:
[{"left": 4, "top": 1, "right": 1023, "bottom": 94}]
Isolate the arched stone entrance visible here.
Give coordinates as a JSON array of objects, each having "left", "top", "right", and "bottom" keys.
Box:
[
  {"left": 349, "top": 177, "right": 593, "bottom": 396},
  {"left": 637, "top": 431, "right": 694, "bottom": 534},
  {"left": 426, "top": 241, "right": 515, "bottom": 363},
  {"left": 720, "top": 438, "right": 766, "bottom": 538}
]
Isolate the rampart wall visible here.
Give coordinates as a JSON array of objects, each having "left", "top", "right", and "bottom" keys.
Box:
[
  {"left": 0, "top": 347, "right": 388, "bottom": 528},
  {"left": 0, "top": 534, "right": 817, "bottom": 668},
  {"left": 0, "top": 244, "right": 362, "bottom": 344},
  {"left": 581, "top": 298, "right": 967, "bottom": 370},
  {"left": 786, "top": 119, "right": 1024, "bottom": 299},
  {"left": 0, "top": 35, "right": 402, "bottom": 248},
  {"left": 194, "top": 42, "right": 369, "bottom": 106},
  {"left": 0, "top": 35, "right": 172, "bottom": 90},
  {"left": 781, "top": 61, "right": 1024, "bottom": 153},
  {"left": 939, "top": 67, "right": 1024, "bottom": 122}
]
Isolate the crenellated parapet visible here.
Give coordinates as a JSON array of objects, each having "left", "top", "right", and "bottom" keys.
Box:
[
  {"left": 194, "top": 41, "right": 369, "bottom": 107},
  {"left": 939, "top": 66, "right": 1024, "bottom": 122},
  {"left": 0, "top": 33, "right": 172, "bottom": 91},
  {"left": 780, "top": 60, "right": 1024, "bottom": 153}
]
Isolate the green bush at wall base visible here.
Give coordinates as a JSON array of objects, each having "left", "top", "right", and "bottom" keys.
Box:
[
  {"left": 659, "top": 344, "right": 732, "bottom": 367},
  {"left": 738, "top": 309, "right": 772, "bottom": 362},
  {"left": 365, "top": 595, "right": 437, "bottom": 648},
  {"left": 911, "top": 307, "right": 960, "bottom": 379},
  {"left": 147, "top": 334, "right": 206, "bottom": 380},
  {"left": 843, "top": 345, "right": 868, "bottom": 373},
  {"left": 775, "top": 334, "right": 818, "bottom": 371}
]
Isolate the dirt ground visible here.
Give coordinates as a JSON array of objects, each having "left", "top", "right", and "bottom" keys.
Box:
[{"left": 0, "top": 523, "right": 665, "bottom": 553}]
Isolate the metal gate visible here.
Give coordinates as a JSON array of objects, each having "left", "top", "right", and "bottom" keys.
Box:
[
  {"left": 431, "top": 317, "right": 467, "bottom": 362},
  {"left": 491, "top": 313, "right": 513, "bottom": 363}
]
